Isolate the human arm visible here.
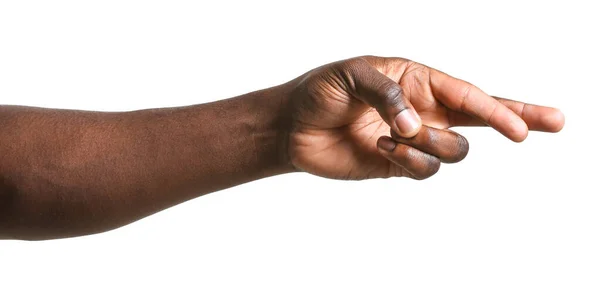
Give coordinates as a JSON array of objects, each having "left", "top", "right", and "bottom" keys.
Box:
[
  {"left": 0, "top": 86, "right": 293, "bottom": 240},
  {"left": 0, "top": 56, "right": 564, "bottom": 240}
]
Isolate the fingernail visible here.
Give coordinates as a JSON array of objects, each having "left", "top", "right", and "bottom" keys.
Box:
[
  {"left": 395, "top": 109, "right": 421, "bottom": 136},
  {"left": 377, "top": 137, "right": 396, "bottom": 152}
]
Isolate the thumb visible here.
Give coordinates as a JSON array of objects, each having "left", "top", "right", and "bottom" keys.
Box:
[{"left": 343, "top": 58, "right": 422, "bottom": 138}]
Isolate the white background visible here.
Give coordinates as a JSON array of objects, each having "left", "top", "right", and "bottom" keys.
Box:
[{"left": 0, "top": 1, "right": 598, "bottom": 295}]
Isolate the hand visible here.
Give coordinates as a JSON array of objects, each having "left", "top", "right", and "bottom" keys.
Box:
[{"left": 285, "top": 56, "right": 564, "bottom": 180}]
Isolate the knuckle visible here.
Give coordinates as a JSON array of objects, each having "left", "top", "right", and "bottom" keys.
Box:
[
  {"left": 339, "top": 57, "right": 369, "bottom": 73},
  {"left": 334, "top": 58, "right": 373, "bottom": 94},
  {"left": 459, "top": 84, "right": 473, "bottom": 112},
  {"left": 380, "top": 83, "right": 404, "bottom": 108},
  {"left": 358, "top": 55, "right": 377, "bottom": 61},
  {"left": 331, "top": 59, "right": 364, "bottom": 87},
  {"left": 420, "top": 127, "right": 438, "bottom": 146}
]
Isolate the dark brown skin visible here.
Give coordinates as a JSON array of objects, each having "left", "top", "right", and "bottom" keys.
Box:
[{"left": 0, "top": 56, "right": 564, "bottom": 240}]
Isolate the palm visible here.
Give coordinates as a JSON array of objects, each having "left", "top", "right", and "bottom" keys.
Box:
[{"left": 290, "top": 59, "right": 450, "bottom": 180}]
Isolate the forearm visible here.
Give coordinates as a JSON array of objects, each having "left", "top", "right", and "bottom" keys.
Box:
[{"left": 0, "top": 85, "right": 294, "bottom": 240}]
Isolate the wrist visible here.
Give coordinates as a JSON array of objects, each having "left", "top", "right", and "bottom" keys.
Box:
[{"left": 243, "top": 83, "right": 295, "bottom": 176}]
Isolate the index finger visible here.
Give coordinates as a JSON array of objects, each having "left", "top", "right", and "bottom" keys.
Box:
[{"left": 429, "top": 68, "right": 529, "bottom": 142}]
